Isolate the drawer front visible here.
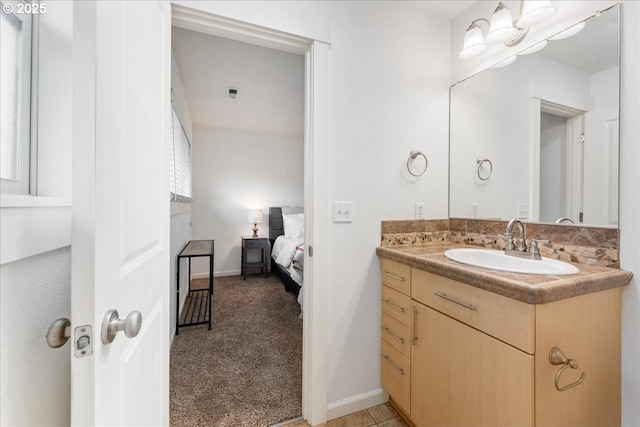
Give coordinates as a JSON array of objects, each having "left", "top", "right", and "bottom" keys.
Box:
[
  {"left": 381, "top": 313, "right": 410, "bottom": 357},
  {"left": 381, "top": 258, "right": 411, "bottom": 296},
  {"left": 381, "top": 340, "right": 410, "bottom": 416},
  {"left": 244, "top": 239, "right": 266, "bottom": 249},
  {"left": 412, "top": 269, "right": 534, "bottom": 354},
  {"left": 382, "top": 285, "right": 411, "bottom": 327}
]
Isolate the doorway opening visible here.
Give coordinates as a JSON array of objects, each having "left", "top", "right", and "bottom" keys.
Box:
[{"left": 173, "top": 5, "right": 329, "bottom": 424}]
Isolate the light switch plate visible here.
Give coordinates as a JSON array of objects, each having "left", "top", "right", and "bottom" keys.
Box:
[{"left": 333, "top": 201, "right": 353, "bottom": 223}]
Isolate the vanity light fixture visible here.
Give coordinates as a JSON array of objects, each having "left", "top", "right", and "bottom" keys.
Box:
[
  {"left": 515, "top": 0, "right": 558, "bottom": 27},
  {"left": 485, "top": 2, "right": 519, "bottom": 44},
  {"left": 459, "top": 0, "right": 557, "bottom": 60}
]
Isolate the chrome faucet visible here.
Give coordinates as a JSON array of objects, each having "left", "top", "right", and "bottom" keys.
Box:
[
  {"left": 505, "top": 218, "right": 527, "bottom": 252},
  {"left": 555, "top": 217, "right": 575, "bottom": 224},
  {"left": 502, "top": 218, "right": 550, "bottom": 260}
]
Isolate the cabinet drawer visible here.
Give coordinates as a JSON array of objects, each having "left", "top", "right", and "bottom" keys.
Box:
[
  {"left": 382, "top": 285, "right": 411, "bottom": 327},
  {"left": 412, "top": 269, "right": 534, "bottom": 354},
  {"left": 381, "top": 313, "right": 410, "bottom": 357},
  {"left": 381, "top": 258, "right": 411, "bottom": 296},
  {"left": 244, "top": 239, "right": 266, "bottom": 249},
  {"left": 381, "top": 340, "right": 410, "bottom": 416}
]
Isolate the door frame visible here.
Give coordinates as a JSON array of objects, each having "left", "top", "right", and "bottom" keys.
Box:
[
  {"left": 171, "top": 5, "right": 330, "bottom": 425},
  {"left": 529, "top": 98, "right": 585, "bottom": 222}
]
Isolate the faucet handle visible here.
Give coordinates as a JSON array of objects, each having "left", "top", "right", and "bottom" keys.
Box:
[
  {"left": 498, "top": 233, "right": 515, "bottom": 250},
  {"left": 528, "top": 239, "right": 551, "bottom": 255}
]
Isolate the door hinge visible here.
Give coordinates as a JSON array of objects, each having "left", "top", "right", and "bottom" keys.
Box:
[
  {"left": 579, "top": 212, "right": 584, "bottom": 223},
  {"left": 308, "top": 245, "right": 313, "bottom": 257},
  {"left": 580, "top": 133, "right": 585, "bottom": 143}
]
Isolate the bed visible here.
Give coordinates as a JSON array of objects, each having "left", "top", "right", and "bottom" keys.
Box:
[{"left": 269, "top": 207, "right": 304, "bottom": 302}]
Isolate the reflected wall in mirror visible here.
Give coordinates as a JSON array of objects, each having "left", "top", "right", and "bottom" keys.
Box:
[{"left": 449, "top": 5, "right": 619, "bottom": 227}]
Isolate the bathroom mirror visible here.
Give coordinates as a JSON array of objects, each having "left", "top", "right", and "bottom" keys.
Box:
[{"left": 449, "top": 5, "right": 619, "bottom": 227}]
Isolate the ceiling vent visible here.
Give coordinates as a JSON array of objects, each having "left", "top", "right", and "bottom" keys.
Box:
[{"left": 226, "top": 87, "right": 239, "bottom": 100}]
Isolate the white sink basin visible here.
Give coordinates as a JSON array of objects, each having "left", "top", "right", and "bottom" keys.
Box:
[{"left": 444, "top": 248, "right": 579, "bottom": 275}]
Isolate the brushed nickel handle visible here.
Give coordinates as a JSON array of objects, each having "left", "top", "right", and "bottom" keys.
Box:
[
  {"left": 381, "top": 355, "right": 404, "bottom": 375},
  {"left": 381, "top": 327, "right": 404, "bottom": 344},
  {"left": 549, "top": 346, "right": 586, "bottom": 392},
  {"left": 101, "top": 310, "right": 142, "bottom": 344},
  {"left": 412, "top": 306, "right": 418, "bottom": 345},
  {"left": 382, "top": 299, "right": 405, "bottom": 313},
  {"left": 46, "top": 318, "right": 71, "bottom": 348},
  {"left": 383, "top": 271, "right": 405, "bottom": 281},
  {"left": 434, "top": 292, "right": 477, "bottom": 311}
]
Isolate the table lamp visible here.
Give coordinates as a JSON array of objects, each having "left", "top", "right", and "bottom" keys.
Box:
[{"left": 248, "top": 210, "right": 264, "bottom": 237}]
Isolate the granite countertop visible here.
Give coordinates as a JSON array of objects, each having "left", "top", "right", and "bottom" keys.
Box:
[{"left": 376, "top": 242, "right": 633, "bottom": 304}]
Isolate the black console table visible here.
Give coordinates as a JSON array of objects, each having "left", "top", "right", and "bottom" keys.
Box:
[{"left": 176, "top": 240, "right": 214, "bottom": 334}]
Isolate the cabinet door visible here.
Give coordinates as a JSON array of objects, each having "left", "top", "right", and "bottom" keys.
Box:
[{"left": 411, "top": 302, "right": 534, "bottom": 427}]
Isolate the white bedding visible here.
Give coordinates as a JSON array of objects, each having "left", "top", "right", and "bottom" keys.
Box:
[
  {"left": 272, "top": 235, "right": 303, "bottom": 269},
  {"left": 272, "top": 234, "right": 305, "bottom": 316}
]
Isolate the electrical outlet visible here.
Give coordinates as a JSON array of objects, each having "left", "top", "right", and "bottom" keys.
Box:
[
  {"left": 415, "top": 202, "right": 425, "bottom": 219},
  {"left": 333, "top": 201, "right": 353, "bottom": 223},
  {"left": 517, "top": 203, "right": 528, "bottom": 219},
  {"left": 470, "top": 203, "right": 479, "bottom": 218}
]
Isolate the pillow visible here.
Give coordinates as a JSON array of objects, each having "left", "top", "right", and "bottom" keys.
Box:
[
  {"left": 281, "top": 205, "right": 304, "bottom": 215},
  {"left": 283, "top": 213, "right": 304, "bottom": 239}
]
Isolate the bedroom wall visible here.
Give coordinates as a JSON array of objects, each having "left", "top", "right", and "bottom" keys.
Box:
[
  {"left": 173, "top": 0, "right": 450, "bottom": 420},
  {"left": 450, "top": 2, "right": 640, "bottom": 424},
  {"left": 190, "top": 126, "right": 304, "bottom": 276},
  {"left": 170, "top": 53, "right": 193, "bottom": 339}
]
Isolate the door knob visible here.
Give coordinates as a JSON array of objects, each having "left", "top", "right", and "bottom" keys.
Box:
[
  {"left": 101, "top": 310, "right": 142, "bottom": 344},
  {"left": 46, "top": 318, "right": 71, "bottom": 348}
]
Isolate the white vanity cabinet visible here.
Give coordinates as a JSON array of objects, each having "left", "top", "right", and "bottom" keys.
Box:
[{"left": 380, "top": 261, "right": 622, "bottom": 427}]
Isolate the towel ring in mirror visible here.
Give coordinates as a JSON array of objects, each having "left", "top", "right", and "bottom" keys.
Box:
[
  {"left": 407, "top": 151, "right": 428, "bottom": 177},
  {"left": 476, "top": 157, "right": 493, "bottom": 181}
]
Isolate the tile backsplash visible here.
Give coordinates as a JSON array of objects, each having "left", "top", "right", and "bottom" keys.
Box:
[{"left": 381, "top": 218, "right": 620, "bottom": 268}]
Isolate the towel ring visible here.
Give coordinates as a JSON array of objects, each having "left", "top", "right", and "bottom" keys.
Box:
[
  {"left": 407, "top": 151, "right": 428, "bottom": 177},
  {"left": 476, "top": 157, "right": 493, "bottom": 181}
]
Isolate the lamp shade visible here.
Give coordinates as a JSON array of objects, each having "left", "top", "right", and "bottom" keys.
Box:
[
  {"left": 459, "top": 24, "right": 488, "bottom": 59},
  {"left": 248, "top": 210, "right": 264, "bottom": 224},
  {"left": 515, "top": 1, "right": 557, "bottom": 28},
  {"left": 486, "top": 3, "right": 519, "bottom": 44}
]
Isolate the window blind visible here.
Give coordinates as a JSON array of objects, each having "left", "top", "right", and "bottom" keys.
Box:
[{"left": 170, "top": 105, "right": 192, "bottom": 202}]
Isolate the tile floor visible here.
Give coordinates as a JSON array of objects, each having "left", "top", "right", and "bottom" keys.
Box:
[{"left": 280, "top": 403, "right": 408, "bottom": 427}]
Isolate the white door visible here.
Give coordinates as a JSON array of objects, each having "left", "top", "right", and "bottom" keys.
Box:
[{"left": 71, "top": 1, "right": 171, "bottom": 425}]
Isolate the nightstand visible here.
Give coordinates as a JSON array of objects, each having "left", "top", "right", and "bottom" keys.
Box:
[{"left": 241, "top": 236, "right": 270, "bottom": 280}]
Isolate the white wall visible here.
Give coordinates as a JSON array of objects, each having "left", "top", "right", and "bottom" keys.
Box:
[
  {"left": 0, "top": 3, "right": 73, "bottom": 425},
  {"left": 619, "top": 2, "right": 640, "bottom": 424},
  {"left": 191, "top": 126, "right": 303, "bottom": 276},
  {"left": 326, "top": 2, "right": 450, "bottom": 410},
  {"left": 451, "top": 2, "right": 640, "bottom": 424},
  {"left": 0, "top": 248, "right": 71, "bottom": 426},
  {"left": 170, "top": 53, "right": 193, "bottom": 337}
]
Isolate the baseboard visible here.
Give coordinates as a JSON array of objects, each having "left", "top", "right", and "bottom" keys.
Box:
[
  {"left": 327, "top": 388, "right": 389, "bottom": 421},
  {"left": 192, "top": 270, "right": 241, "bottom": 279}
]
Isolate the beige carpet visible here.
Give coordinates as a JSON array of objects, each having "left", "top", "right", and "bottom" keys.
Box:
[{"left": 170, "top": 275, "right": 302, "bottom": 426}]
